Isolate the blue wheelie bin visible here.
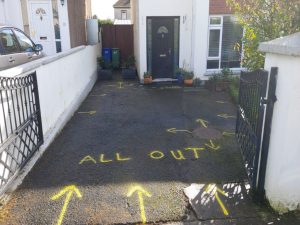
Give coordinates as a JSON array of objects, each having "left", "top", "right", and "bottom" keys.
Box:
[{"left": 102, "top": 48, "right": 112, "bottom": 68}]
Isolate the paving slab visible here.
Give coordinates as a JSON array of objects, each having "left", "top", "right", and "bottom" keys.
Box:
[{"left": 184, "top": 182, "right": 258, "bottom": 220}]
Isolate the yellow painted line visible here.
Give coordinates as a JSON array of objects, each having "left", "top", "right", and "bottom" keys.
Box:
[
  {"left": 205, "top": 140, "right": 220, "bottom": 151},
  {"left": 217, "top": 114, "right": 236, "bottom": 119},
  {"left": 149, "top": 151, "right": 165, "bottom": 159},
  {"left": 185, "top": 147, "right": 205, "bottom": 159},
  {"left": 216, "top": 101, "right": 227, "bottom": 104},
  {"left": 127, "top": 185, "right": 152, "bottom": 224},
  {"left": 78, "top": 111, "right": 96, "bottom": 115},
  {"left": 51, "top": 185, "right": 82, "bottom": 225},
  {"left": 196, "top": 118, "right": 209, "bottom": 128},
  {"left": 167, "top": 128, "right": 192, "bottom": 134},
  {"left": 222, "top": 131, "right": 235, "bottom": 137},
  {"left": 205, "top": 184, "right": 229, "bottom": 216},
  {"left": 215, "top": 192, "right": 229, "bottom": 216},
  {"left": 90, "top": 94, "right": 107, "bottom": 97},
  {"left": 118, "top": 82, "right": 124, "bottom": 89}
]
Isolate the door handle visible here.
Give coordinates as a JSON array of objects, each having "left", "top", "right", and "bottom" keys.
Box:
[
  {"left": 27, "top": 54, "right": 33, "bottom": 60},
  {"left": 160, "top": 54, "right": 167, "bottom": 58}
]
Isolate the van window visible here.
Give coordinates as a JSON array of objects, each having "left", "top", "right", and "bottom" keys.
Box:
[{"left": 0, "top": 29, "right": 20, "bottom": 54}]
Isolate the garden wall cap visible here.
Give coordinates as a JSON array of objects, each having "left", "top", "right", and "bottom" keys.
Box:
[{"left": 259, "top": 32, "right": 300, "bottom": 57}]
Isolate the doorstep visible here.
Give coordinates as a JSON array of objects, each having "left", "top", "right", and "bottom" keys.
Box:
[{"left": 152, "top": 78, "right": 178, "bottom": 83}]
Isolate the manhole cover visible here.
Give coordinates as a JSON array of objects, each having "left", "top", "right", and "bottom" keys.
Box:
[{"left": 193, "top": 127, "right": 222, "bottom": 139}]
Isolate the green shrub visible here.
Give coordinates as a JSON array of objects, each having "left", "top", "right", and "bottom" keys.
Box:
[
  {"left": 229, "top": 76, "right": 240, "bottom": 104},
  {"left": 182, "top": 70, "right": 194, "bottom": 80}
]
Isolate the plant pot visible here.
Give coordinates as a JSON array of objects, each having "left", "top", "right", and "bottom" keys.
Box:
[
  {"left": 122, "top": 68, "right": 137, "bottom": 79},
  {"left": 98, "top": 68, "right": 113, "bottom": 80},
  {"left": 184, "top": 79, "right": 193, "bottom": 86},
  {"left": 144, "top": 76, "right": 152, "bottom": 84}
]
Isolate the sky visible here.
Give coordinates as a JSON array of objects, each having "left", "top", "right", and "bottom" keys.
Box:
[{"left": 91, "top": 0, "right": 116, "bottom": 20}]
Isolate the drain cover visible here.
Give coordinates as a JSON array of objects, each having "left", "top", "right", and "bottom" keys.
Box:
[{"left": 193, "top": 127, "right": 222, "bottom": 139}]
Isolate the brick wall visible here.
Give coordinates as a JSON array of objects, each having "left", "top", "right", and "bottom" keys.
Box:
[{"left": 210, "top": 0, "right": 232, "bottom": 14}]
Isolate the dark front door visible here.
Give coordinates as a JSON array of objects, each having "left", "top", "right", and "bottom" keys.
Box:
[{"left": 147, "top": 17, "right": 180, "bottom": 79}]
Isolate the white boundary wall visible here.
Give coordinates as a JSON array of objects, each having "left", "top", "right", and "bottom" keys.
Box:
[
  {"left": 260, "top": 33, "right": 300, "bottom": 213},
  {"left": 0, "top": 44, "right": 100, "bottom": 197}
]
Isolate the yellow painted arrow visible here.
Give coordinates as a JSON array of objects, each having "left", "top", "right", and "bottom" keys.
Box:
[
  {"left": 51, "top": 185, "right": 82, "bottom": 225},
  {"left": 222, "top": 131, "right": 235, "bottom": 137},
  {"left": 205, "top": 140, "right": 220, "bottom": 151},
  {"left": 217, "top": 114, "right": 236, "bottom": 119},
  {"left": 90, "top": 94, "right": 107, "bottom": 97},
  {"left": 196, "top": 118, "right": 209, "bottom": 128},
  {"left": 78, "top": 111, "right": 96, "bottom": 115},
  {"left": 127, "top": 185, "right": 152, "bottom": 224},
  {"left": 205, "top": 184, "right": 229, "bottom": 216},
  {"left": 167, "top": 128, "right": 193, "bottom": 134},
  {"left": 118, "top": 82, "right": 124, "bottom": 89},
  {"left": 216, "top": 101, "right": 227, "bottom": 104}
]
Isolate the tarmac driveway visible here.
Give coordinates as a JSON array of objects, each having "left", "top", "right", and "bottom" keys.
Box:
[{"left": 1, "top": 80, "right": 298, "bottom": 225}]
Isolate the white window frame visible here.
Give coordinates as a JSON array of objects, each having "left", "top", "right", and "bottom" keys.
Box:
[
  {"left": 207, "top": 15, "right": 244, "bottom": 72},
  {"left": 207, "top": 16, "right": 223, "bottom": 69},
  {"left": 121, "top": 10, "right": 127, "bottom": 20}
]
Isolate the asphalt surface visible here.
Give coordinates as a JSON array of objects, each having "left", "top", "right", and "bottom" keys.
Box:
[{"left": 1, "top": 76, "right": 299, "bottom": 225}]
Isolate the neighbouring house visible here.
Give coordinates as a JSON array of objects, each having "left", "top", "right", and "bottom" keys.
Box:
[
  {"left": 113, "top": 0, "right": 132, "bottom": 25},
  {"left": 131, "top": 0, "right": 244, "bottom": 81},
  {"left": 0, "top": 0, "right": 92, "bottom": 56}
]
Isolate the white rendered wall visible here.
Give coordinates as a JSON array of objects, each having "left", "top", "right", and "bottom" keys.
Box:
[
  {"left": 264, "top": 53, "right": 300, "bottom": 213},
  {"left": 0, "top": 0, "right": 24, "bottom": 29},
  {"left": 192, "top": 0, "right": 209, "bottom": 80},
  {"left": 132, "top": 0, "right": 141, "bottom": 75},
  {"left": 0, "top": 1, "right": 5, "bottom": 24},
  {"left": 57, "top": 0, "right": 71, "bottom": 51},
  {"left": 135, "top": 0, "right": 209, "bottom": 80},
  {"left": 0, "top": 44, "right": 100, "bottom": 195}
]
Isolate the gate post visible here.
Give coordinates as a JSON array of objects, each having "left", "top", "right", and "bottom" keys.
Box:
[{"left": 259, "top": 32, "right": 300, "bottom": 213}]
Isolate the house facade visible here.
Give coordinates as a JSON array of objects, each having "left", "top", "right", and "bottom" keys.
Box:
[
  {"left": 0, "top": 0, "right": 92, "bottom": 56},
  {"left": 113, "top": 0, "right": 131, "bottom": 21},
  {"left": 132, "top": 0, "right": 243, "bottom": 81}
]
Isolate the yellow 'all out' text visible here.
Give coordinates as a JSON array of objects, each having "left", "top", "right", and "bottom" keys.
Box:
[{"left": 79, "top": 147, "right": 208, "bottom": 165}]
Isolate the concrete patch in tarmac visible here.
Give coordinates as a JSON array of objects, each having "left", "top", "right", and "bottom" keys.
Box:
[{"left": 184, "top": 182, "right": 258, "bottom": 220}]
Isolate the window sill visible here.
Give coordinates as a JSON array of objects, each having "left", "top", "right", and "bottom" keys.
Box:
[{"left": 204, "top": 68, "right": 246, "bottom": 76}]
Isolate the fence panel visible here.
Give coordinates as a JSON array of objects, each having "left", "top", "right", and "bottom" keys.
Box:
[
  {"left": 101, "top": 24, "right": 134, "bottom": 65},
  {"left": 0, "top": 72, "right": 43, "bottom": 194}
]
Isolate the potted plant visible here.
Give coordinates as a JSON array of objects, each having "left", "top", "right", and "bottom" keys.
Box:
[
  {"left": 193, "top": 78, "right": 202, "bottom": 87},
  {"left": 175, "top": 67, "right": 184, "bottom": 84},
  {"left": 205, "top": 68, "right": 233, "bottom": 92},
  {"left": 205, "top": 74, "right": 219, "bottom": 91},
  {"left": 183, "top": 70, "right": 194, "bottom": 86},
  {"left": 122, "top": 55, "right": 137, "bottom": 79},
  {"left": 143, "top": 71, "right": 152, "bottom": 84},
  {"left": 97, "top": 57, "right": 113, "bottom": 80}
]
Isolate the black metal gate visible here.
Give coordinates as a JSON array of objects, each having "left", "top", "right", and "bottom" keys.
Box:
[
  {"left": 236, "top": 68, "right": 277, "bottom": 198},
  {"left": 0, "top": 72, "right": 43, "bottom": 194}
]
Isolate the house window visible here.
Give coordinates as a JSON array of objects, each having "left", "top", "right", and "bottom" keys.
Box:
[
  {"left": 121, "top": 10, "right": 127, "bottom": 20},
  {"left": 207, "top": 16, "right": 243, "bottom": 70}
]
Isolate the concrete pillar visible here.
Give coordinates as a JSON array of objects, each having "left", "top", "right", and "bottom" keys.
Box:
[{"left": 259, "top": 32, "right": 300, "bottom": 213}]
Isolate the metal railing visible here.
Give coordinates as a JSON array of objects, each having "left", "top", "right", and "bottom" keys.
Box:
[
  {"left": 236, "top": 69, "right": 268, "bottom": 188},
  {"left": 0, "top": 72, "right": 43, "bottom": 194}
]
